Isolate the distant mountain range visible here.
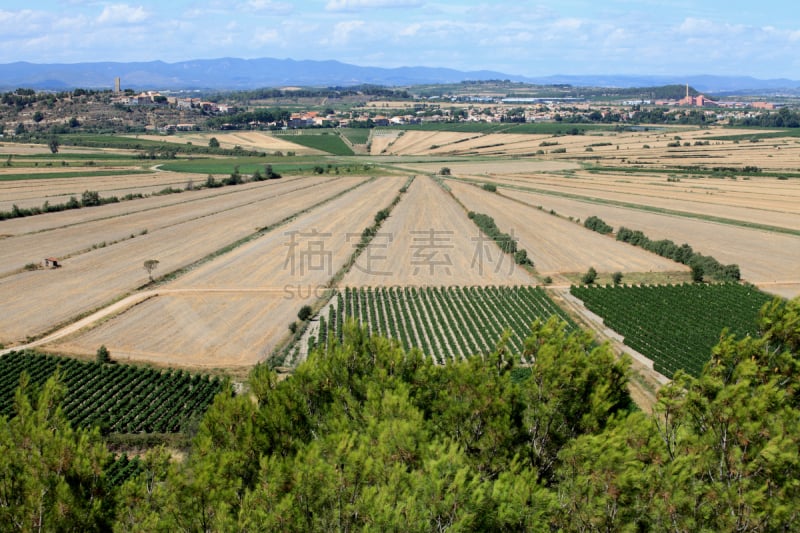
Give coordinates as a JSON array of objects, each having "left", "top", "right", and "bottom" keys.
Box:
[{"left": 0, "top": 57, "right": 798, "bottom": 94}]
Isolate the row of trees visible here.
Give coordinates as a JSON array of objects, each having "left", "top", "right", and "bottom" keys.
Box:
[
  {"left": 3, "top": 296, "right": 798, "bottom": 530},
  {"left": 582, "top": 215, "right": 740, "bottom": 282}
]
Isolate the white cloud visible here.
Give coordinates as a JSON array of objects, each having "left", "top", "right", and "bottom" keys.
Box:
[
  {"left": 326, "top": 0, "right": 423, "bottom": 12},
  {"left": 252, "top": 29, "right": 280, "bottom": 45},
  {"left": 0, "top": 9, "right": 50, "bottom": 36},
  {"left": 243, "top": 1, "right": 293, "bottom": 14},
  {"left": 328, "top": 20, "right": 366, "bottom": 45},
  {"left": 96, "top": 4, "right": 150, "bottom": 25}
]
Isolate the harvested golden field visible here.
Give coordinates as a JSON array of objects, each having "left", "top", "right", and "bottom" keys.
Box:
[
  {"left": 0, "top": 142, "right": 130, "bottom": 156},
  {"left": 342, "top": 176, "right": 533, "bottom": 287},
  {"left": 0, "top": 175, "right": 308, "bottom": 237},
  {"left": 478, "top": 171, "right": 800, "bottom": 232},
  {"left": 447, "top": 180, "right": 688, "bottom": 278},
  {"left": 385, "top": 131, "right": 476, "bottom": 155},
  {"left": 533, "top": 128, "right": 800, "bottom": 171},
  {"left": 0, "top": 175, "right": 367, "bottom": 345},
  {"left": 54, "top": 176, "right": 406, "bottom": 367},
  {"left": 426, "top": 133, "right": 550, "bottom": 156},
  {"left": 125, "top": 131, "right": 324, "bottom": 155},
  {"left": 368, "top": 130, "right": 401, "bottom": 155},
  {"left": 486, "top": 186, "right": 800, "bottom": 298},
  {"left": 0, "top": 169, "right": 206, "bottom": 211},
  {"left": 0, "top": 175, "right": 335, "bottom": 277}
]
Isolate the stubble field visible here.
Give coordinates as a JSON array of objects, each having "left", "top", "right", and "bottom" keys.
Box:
[
  {"left": 342, "top": 175, "right": 533, "bottom": 286},
  {"left": 53, "top": 176, "right": 407, "bottom": 367},
  {"left": 447, "top": 179, "right": 688, "bottom": 278},
  {"left": 0, "top": 174, "right": 367, "bottom": 345}
]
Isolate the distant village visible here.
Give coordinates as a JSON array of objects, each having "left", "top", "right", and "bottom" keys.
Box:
[{"left": 108, "top": 76, "right": 787, "bottom": 134}]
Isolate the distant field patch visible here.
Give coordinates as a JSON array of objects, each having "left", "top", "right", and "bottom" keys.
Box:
[
  {"left": 570, "top": 283, "right": 774, "bottom": 378},
  {"left": 0, "top": 170, "right": 150, "bottom": 181},
  {"left": 339, "top": 128, "right": 371, "bottom": 144},
  {"left": 276, "top": 133, "right": 354, "bottom": 155},
  {"left": 397, "top": 122, "right": 615, "bottom": 134}
]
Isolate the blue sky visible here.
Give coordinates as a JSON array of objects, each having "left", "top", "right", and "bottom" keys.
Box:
[{"left": 1, "top": 1, "right": 798, "bottom": 78}]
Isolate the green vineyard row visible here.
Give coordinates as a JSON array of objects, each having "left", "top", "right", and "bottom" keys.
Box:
[
  {"left": 570, "top": 283, "right": 774, "bottom": 377},
  {"left": 313, "top": 286, "right": 576, "bottom": 363},
  {"left": 0, "top": 351, "right": 224, "bottom": 434}
]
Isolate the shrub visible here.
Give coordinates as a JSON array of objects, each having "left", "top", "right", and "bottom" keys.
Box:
[
  {"left": 96, "top": 345, "right": 112, "bottom": 364},
  {"left": 584, "top": 216, "right": 613, "bottom": 235},
  {"left": 298, "top": 305, "right": 313, "bottom": 322},
  {"left": 581, "top": 266, "right": 598, "bottom": 285},
  {"left": 482, "top": 183, "right": 497, "bottom": 192}
]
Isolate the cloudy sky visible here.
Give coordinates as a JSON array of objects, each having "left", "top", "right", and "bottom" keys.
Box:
[{"left": 1, "top": 0, "right": 798, "bottom": 78}]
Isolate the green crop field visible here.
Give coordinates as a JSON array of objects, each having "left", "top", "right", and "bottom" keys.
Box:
[
  {"left": 159, "top": 156, "right": 380, "bottom": 176},
  {"left": 277, "top": 133, "right": 355, "bottom": 155},
  {"left": 0, "top": 170, "right": 150, "bottom": 181},
  {"left": 339, "top": 128, "right": 371, "bottom": 144},
  {"left": 314, "top": 286, "right": 576, "bottom": 363},
  {"left": 0, "top": 351, "right": 224, "bottom": 433},
  {"left": 570, "top": 283, "right": 775, "bottom": 378}
]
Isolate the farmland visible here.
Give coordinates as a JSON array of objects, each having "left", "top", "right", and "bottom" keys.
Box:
[
  {"left": 341, "top": 175, "right": 533, "bottom": 286},
  {"left": 0, "top": 350, "right": 222, "bottom": 433},
  {"left": 123, "top": 131, "right": 325, "bottom": 155},
  {"left": 271, "top": 132, "right": 355, "bottom": 155},
  {"left": 52, "top": 176, "right": 407, "bottom": 367},
  {"left": 0, "top": 120, "right": 796, "bottom": 385},
  {"left": 455, "top": 173, "right": 800, "bottom": 297},
  {"left": 0, "top": 174, "right": 368, "bottom": 345},
  {"left": 570, "top": 283, "right": 774, "bottom": 378},
  {"left": 446, "top": 179, "right": 687, "bottom": 279},
  {"left": 316, "top": 286, "right": 575, "bottom": 363}
]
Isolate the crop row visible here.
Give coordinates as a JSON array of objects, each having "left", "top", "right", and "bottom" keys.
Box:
[
  {"left": 0, "top": 351, "right": 224, "bottom": 434},
  {"left": 570, "top": 283, "right": 774, "bottom": 377},
  {"left": 315, "top": 286, "right": 575, "bottom": 364},
  {"left": 105, "top": 454, "right": 143, "bottom": 487}
]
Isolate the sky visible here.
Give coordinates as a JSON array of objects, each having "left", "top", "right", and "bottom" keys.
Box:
[{"left": 0, "top": 0, "right": 798, "bottom": 79}]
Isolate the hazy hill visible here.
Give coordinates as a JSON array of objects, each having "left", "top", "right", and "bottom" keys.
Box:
[{"left": 0, "top": 57, "right": 798, "bottom": 94}]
